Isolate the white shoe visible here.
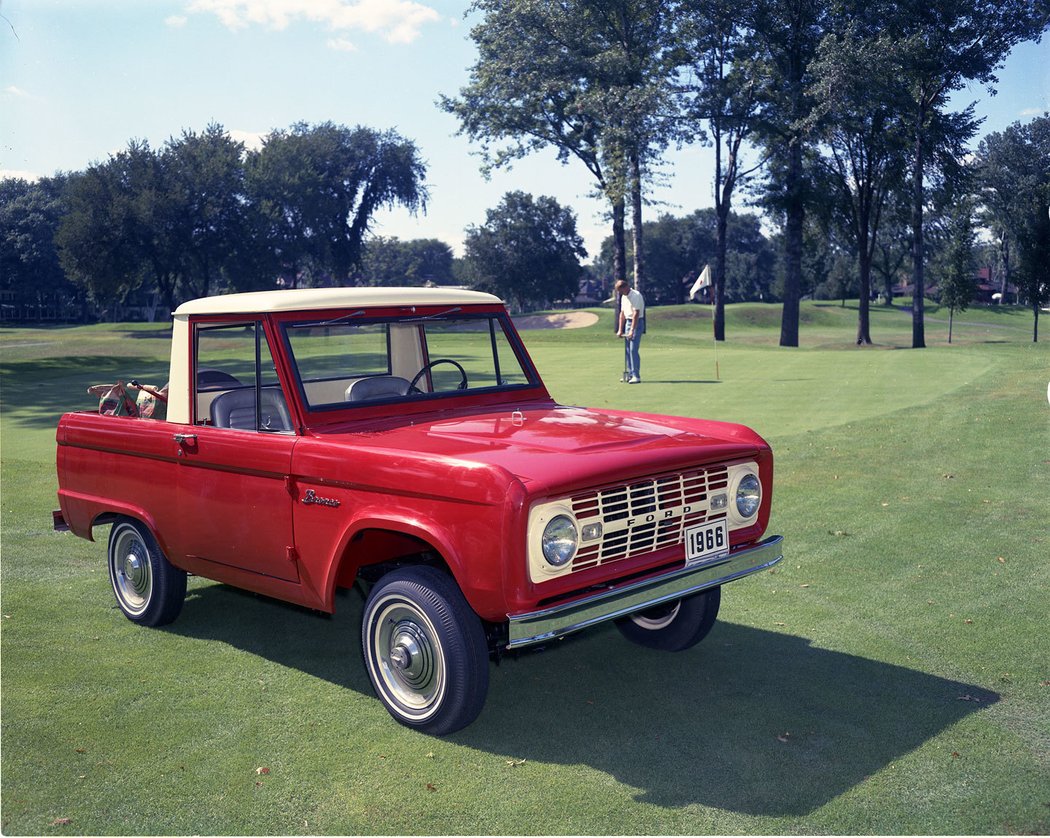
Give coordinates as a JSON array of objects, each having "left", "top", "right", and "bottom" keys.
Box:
[{"left": 628, "top": 376, "right": 640, "bottom": 384}]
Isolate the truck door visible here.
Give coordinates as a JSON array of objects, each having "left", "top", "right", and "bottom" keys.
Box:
[{"left": 174, "top": 319, "right": 300, "bottom": 584}]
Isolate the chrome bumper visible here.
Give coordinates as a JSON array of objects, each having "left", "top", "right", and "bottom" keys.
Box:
[{"left": 506, "top": 535, "right": 783, "bottom": 649}]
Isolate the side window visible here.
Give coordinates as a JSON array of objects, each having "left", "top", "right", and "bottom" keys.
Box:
[{"left": 195, "top": 322, "right": 290, "bottom": 432}]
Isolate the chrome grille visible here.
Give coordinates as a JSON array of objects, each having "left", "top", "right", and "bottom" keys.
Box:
[{"left": 569, "top": 466, "right": 729, "bottom": 571}]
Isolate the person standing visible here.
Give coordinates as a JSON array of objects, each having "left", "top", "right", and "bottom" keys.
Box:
[{"left": 615, "top": 279, "right": 645, "bottom": 383}]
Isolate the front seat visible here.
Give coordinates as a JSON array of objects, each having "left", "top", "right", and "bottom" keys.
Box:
[
  {"left": 210, "top": 388, "right": 292, "bottom": 432},
  {"left": 345, "top": 376, "right": 411, "bottom": 402}
]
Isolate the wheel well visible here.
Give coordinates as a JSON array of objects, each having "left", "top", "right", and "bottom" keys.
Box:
[
  {"left": 332, "top": 527, "right": 506, "bottom": 659},
  {"left": 333, "top": 527, "right": 452, "bottom": 592}
]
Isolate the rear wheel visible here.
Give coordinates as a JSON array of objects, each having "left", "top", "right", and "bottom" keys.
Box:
[
  {"left": 615, "top": 586, "right": 721, "bottom": 651},
  {"left": 107, "top": 518, "right": 186, "bottom": 627},
  {"left": 362, "top": 566, "right": 489, "bottom": 735}
]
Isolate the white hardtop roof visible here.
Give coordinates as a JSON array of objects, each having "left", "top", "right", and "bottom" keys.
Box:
[{"left": 173, "top": 286, "right": 503, "bottom": 317}]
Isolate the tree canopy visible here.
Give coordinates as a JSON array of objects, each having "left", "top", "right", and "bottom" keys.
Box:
[
  {"left": 977, "top": 115, "right": 1050, "bottom": 340},
  {"left": 51, "top": 122, "right": 428, "bottom": 313},
  {"left": 463, "top": 191, "right": 586, "bottom": 312}
]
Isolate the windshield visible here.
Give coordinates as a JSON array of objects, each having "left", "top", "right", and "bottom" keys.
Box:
[{"left": 282, "top": 312, "right": 538, "bottom": 411}]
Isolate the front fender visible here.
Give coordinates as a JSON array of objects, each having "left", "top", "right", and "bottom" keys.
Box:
[{"left": 320, "top": 510, "right": 501, "bottom": 618}]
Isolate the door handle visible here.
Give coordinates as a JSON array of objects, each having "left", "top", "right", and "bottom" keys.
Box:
[{"left": 173, "top": 433, "right": 198, "bottom": 444}]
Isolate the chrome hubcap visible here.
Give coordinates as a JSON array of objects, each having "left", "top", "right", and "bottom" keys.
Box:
[
  {"left": 110, "top": 527, "right": 152, "bottom": 614},
  {"left": 386, "top": 621, "right": 436, "bottom": 693},
  {"left": 630, "top": 600, "right": 681, "bottom": 631},
  {"left": 371, "top": 599, "right": 445, "bottom": 718}
]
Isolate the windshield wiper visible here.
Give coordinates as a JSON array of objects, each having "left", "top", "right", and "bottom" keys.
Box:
[
  {"left": 316, "top": 310, "right": 366, "bottom": 327},
  {"left": 402, "top": 306, "right": 463, "bottom": 323}
]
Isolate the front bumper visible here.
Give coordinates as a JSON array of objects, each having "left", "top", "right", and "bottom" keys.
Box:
[{"left": 506, "top": 535, "right": 784, "bottom": 649}]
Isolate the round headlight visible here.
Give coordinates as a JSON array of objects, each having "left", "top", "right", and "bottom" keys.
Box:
[
  {"left": 541, "top": 515, "right": 578, "bottom": 566},
  {"left": 735, "top": 473, "right": 761, "bottom": 519}
]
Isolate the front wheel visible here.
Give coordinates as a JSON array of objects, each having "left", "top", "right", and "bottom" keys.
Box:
[
  {"left": 107, "top": 518, "right": 186, "bottom": 627},
  {"left": 615, "top": 586, "right": 721, "bottom": 651},
  {"left": 362, "top": 566, "right": 489, "bottom": 735}
]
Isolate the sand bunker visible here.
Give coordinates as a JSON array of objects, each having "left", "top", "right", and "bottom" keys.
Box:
[{"left": 513, "top": 311, "right": 600, "bottom": 330}]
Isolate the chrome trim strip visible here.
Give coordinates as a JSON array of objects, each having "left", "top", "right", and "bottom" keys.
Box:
[{"left": 507, "top": 535, "right": 783, "bottom": 649}]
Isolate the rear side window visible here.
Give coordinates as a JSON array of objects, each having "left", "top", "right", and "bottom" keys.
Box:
[{"left": 194, "top": 322, "right": 290, "bottom": 432}]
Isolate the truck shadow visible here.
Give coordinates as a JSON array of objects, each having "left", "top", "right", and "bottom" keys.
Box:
[
  {"left": 170, "top": 582, "right": 997, "bottom": 817},
  {"left": 169, "top": 582, "right": 374, "bottom": 694}
]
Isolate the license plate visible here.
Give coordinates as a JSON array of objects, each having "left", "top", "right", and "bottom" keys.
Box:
[{"left": 685, "top": 520, "right": 729, "bottom": 567}]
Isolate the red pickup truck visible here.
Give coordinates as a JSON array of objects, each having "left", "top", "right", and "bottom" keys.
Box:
[{"left": 55, "top": 287, "right": 783, "bottom": 734}]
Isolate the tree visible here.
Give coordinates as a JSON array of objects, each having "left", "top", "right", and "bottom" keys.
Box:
[
  {"left": 357, "top": 237, "right": 455, "bottom": 286},
  {"left": 933, "top": 197, "right": 977, "bottom": 343},
  {"left": 57, "top": 128, "right": 268, "bottom": 312},
  {"left": 589, "top": 0, "right": 680, "bottom": 293},
  {"left": 442, "top": 0, "right": 678, "bottom": 291},
  {"left": 1014, "top": 201, "right": 1050, "bottom": 341},
  {"left": 56, "top": 139, "right": 182, "bottom": 311},
  {"left": 0, "top": 175, "right": 84, "bottom": 320},
  {"left": 163, "top": 124, "right": 259, "bottom": 299},
  {"left": 888, "top": 0, "right": 1050, "bottom": 348},
  {"left": 749, "top": 0, "right": 831, "bottom": 347},
  {"left": 631, "top": 212, "right": 712, "bottom": 304},
  {"left": 723, "top": 212, "right": 778, "bottom": 302},
  {"left": 246, "top": 122, "right": 427, "bottom": 286},
  {"left": 808, "top": 22, "right": 911, "bottom": 344},
  {"left": 463, "top": 191, "right": 586, "bottom": 312},
  {"left": 976, "top": 115, "right": 1050, "bottom": 340},
  {"left": 678, "top": 0, "right": 764, "bottom": 340},
  {"left": 871, "top": 197, "right": 913, "bottom": 304},
  {"left": 596, "top": 208, "right": 776, "bottom": 304},
  {"left": 443, "top": 1, "right": 624, "bottom": 282}
]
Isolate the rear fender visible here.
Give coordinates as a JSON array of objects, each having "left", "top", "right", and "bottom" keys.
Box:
[{"left": 58, "top": 490, "right": 170, "bottom": 557}]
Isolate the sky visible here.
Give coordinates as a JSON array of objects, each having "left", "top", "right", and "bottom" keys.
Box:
[{"left": 2, "top": 0, "right": 1048, "bottom": 258}]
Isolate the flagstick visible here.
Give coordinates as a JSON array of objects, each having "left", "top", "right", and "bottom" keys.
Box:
[{"left": 690, "top": 264, "right": 719, "bottom": 381}]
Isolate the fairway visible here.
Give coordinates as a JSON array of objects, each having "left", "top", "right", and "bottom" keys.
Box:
[{"left": 2, "top": 301, "right": 1048, "bottom": 835}]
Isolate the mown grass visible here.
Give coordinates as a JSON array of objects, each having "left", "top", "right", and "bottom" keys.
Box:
[{"left": 1, "top": 301, "right": 1048, "bottom": 835}]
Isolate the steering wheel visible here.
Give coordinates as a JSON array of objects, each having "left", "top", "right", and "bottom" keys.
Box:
[{"left": 408, "top": 359, "right": 468, "bottom": 393}]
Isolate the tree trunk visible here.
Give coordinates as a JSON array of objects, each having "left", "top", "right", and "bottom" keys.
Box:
[
  {"left": 911, "top": 107, "right": 926, "bottom": 349},
  {"left": 780, "top": 139, "right": 803, "bottom": 348},
  {"left": 948, "top": 306, "right": 954, "bottom": 344},
  {"left": 714, "top": 205, "right": 728, "bottom": 342},
  {"left": 612, "top": 196, "right": 627, "bottom": 285},
  {"left": 629, "top": 149, "right": 645, "bottom": 292},
  {"left": 857, "top": 227, "right": 872, "bottom": 345},
  {"left": 1034, "top": 304, "right": 1040, "bottom": 343},
  {"left": 999, "top": 234, "right": 1011, "bottom": 302}
]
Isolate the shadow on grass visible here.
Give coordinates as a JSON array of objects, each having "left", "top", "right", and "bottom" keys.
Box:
[
  {"left": 168, "top": 582, "right": 997, "bottom": 817},
  {"left": 644, "top": 379, "right": 722, "bottom": 385},
  {"left": 0, "top": 355, "right": 169, "bottom": 430},
  {"left": 168, "top": 583, "right": 373, "bottom": 694},
  {"left": 119, "top": 328, "right": 173, "bottom": 339}
]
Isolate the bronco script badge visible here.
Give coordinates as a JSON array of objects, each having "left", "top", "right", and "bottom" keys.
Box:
[{"left": 301, "top": 489, "right": 340, "bottom": 508}]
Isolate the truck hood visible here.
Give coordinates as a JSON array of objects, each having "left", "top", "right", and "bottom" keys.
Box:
[{"left": 313, "top": 403, "right": 768, "bottom": 496}]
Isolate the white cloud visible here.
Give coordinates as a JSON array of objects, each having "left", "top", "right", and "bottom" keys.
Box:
[
  {"left": 165, "top": 14, "right": 188, "bottom": 27},
  {"left": 4, "top": 85, "right": 33, "bottom": 99},
  {"left": 326, "top": 36, "right": 357, "bottom": 51},
  {"left": 186, "top": 0, "right": 441, "bottom": 43},
  {"left": 1020, "top": 107, "right": 1048, "bottom": 117},
  {"left": 0, "top": 169, "right": 42, "bottom": 183},
  {"left": 228, "top": 129, "right": 267, "bottom": 152}
]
